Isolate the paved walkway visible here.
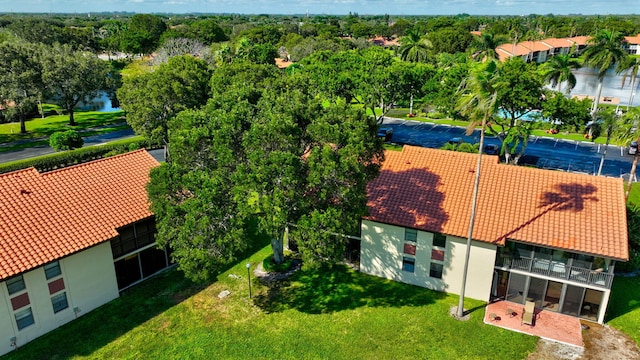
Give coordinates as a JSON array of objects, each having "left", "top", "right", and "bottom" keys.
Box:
[{"left": 485, "top": 300, "right": 584, "bottom": 347}]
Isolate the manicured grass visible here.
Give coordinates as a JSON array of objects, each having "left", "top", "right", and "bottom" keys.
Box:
[
  {"left": 628, "top": 182, "right": 640, "bottom": 207},
  {"left": 0, "top": 110, "right": 125, "bottom": 143},
  {"left": 606, "top": 276, "right": 640, "bottom": 345},
  {"left": 7, "top": 246, "right": 538, "bottom": 360}
]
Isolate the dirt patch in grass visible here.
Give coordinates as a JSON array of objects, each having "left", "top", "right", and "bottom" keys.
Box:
[{"left": 527, "top": 321, "right": 640, "bottom": 360}]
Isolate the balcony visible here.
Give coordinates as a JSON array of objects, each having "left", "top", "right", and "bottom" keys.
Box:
[{"left": 497, "top": 256, "right": 613, "bottom": 289}]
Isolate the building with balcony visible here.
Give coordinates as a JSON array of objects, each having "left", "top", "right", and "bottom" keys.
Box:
[{"left": 360, "top": 146, "right": 628, "bottom": 325}]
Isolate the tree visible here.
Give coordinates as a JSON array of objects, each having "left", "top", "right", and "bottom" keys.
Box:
[
  {"left": 615, "top": 107, "right": 640, "bottom": 200},
  {"left": 541, "top": 90, "right": 591, "bottom": 132},
  {"left": 189, "top": 19, "right": 228, "bottom": 44},
  {"left": 470, "top": 32, "right": 508, "bottom": 62},
  {"left": 455, "top": 60, "right": 501, "bottom": 319},
  {"left": 428, "top": 28, "right": 473, "bottom": 55},
  {"left": 148, "top": 74, "right": 383, "bottom": 281},
  {"left": 0, "top": 40, "right": 44, "bottom": 134},
  {"left": 117, "top": 55, "right": 211, "bottom": 158},
  {"left": 120, "top": 14, "right": 167, "bottom": 55},
  {"left": 41, "top": 44, "right": 110, "bottom": 126},
  {"left": 49, "top": 129, "right": 83, "bottom": 151},
  {"left": 398, "top": 28, "right": 430, "bottom": 63},
  {"left": 582, "top": 29, "right": 628, "bottom": 113},
  {"left": 539, "top": 54, "right": 582, "bottom": 93},
  {"left": 491, "top": 58, "right": 543, "bottom": 164},
  {"left": 616, "top": 56, "right": 640, "bottom": 111}
]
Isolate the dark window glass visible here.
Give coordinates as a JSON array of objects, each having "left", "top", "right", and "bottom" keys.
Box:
[
  {"left": 433, "top": 233, "right": 446, "bottom": 248},
  {"left": 51, "top": 292, "right": 69, "bottom": 313},
  {"left": 6, "top": 275, "right": 26, "bottom": 295},
  {"left": 15, "top": 307, "right": 34, "bottom": 330},
  {"left": 402, "top": 257, "right": 415, "bottom": 273},
  {"left": 430, "top": 263, "right": 443, "bottom": 279},
  {"left": 405, "top": 228, "right": 417, "bottom": 242},
  {"left": 44, "top": 261, "right": 62, "bottom": 280}
]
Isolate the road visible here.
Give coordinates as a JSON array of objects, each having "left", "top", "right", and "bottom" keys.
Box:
[
  {"left": 382, "top": 117, "right": 636, "bottom": 179},
  {"left": 0, "top": 128, "right": 136, "bottom": 164}
]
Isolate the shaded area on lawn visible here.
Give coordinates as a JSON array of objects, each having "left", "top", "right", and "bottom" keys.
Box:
[{"left": 254, "top": 263, "right": 446, "bottom": 314}]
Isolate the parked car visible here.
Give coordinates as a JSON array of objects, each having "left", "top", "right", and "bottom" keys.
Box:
[
  {"left": 447, "top": 137, "right": 463, "bottom": 145},
  {"left": 378, "top": 127, "right": 394, "bottom": 141},
  {"left": 629, "top": 141, "right": 638, "bottom": 155},
  {"left": 484, "top": 144, "right": 500, "bottom": 155}
]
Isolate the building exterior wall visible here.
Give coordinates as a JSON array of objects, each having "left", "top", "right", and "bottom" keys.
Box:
[
  {"left": 360, "top": 220, "right": 497, "bottom": 301},
  {"left": 0, "top": 242, "right": 119, "bottom": 356}
]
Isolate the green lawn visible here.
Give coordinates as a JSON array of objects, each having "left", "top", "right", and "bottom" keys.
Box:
[
  {"left": 6, "top": 246, "right": 538, "bottom": 360},
  {"left": 0, "top": 110, "right": 126, "bottom": 144},
  {"left": 606, "top": 276, "right": 640, "bottom": 345}
]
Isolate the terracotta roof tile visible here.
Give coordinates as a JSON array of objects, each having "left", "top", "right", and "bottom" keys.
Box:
[
  {"left": 541, "top": 38, "right": 574, "bottom": 48},
  {"left": 0, "top": 150, "right": 159, "bottom": 280},
  {"left": 519, "top": 40, "right": 553, "bottom": 52},
  {"left": 366, "top": 146, "right": 628, "bottom": 260},
  {"left": 625, "top": 34, "right": 640, "bottom": 45}
]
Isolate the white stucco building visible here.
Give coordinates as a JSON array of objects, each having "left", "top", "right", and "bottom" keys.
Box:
[{"left": 360, "top": 146, "right": 628, "bottom": 324}]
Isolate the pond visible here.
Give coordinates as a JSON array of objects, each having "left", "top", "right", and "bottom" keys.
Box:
[
  {"left": 75, "top": 91, "right": 120, "bottom": 112},
  {"left": 566, "top": 67, "right": 640, "bottom": 108}
]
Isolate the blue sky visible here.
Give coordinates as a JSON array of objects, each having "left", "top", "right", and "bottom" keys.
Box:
[{"left": 0, "top": 0, "right": 637, "bottom": 15}]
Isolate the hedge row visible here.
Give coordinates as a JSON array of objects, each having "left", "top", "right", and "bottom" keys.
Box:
[{"left": 0, "top": 139, "right": 159, "bottom": 174}]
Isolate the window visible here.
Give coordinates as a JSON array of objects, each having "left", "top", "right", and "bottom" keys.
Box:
[
  {"left": 6, "top": 275, "right": 26, "bottom": 295},
  {"left": 14, "top": 307, "right": 34, "bottom": 330},
  {"left": 44, "top": 261, "right": 62, "bottom": 280},
  {"left": 51, "top": 292, "right": 69, "bottom": 313},
  {"left": 403, "top": 243, "right": 416, "bottom": 256},
  {"left": 402, "top": 257, "right": 415, "bottom": 273},
  {"left": 430, "top": 263, "right": 443, "bottom": 279},
  {"left": 405, "top": 228, "right": 417, "bottom": 242},
  {"left": 433, "top": 233, "right": 446, "bottom": 248}
]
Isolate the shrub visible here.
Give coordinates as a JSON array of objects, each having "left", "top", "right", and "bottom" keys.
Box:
[
  {"left": 262, "top": 253, "right": 294, "bottom": 273},
  {"left": 0, "top": 138, "right": 147, "bottom": 174},
  {"left": 616, "top": 205, "right": 640, "bottom": 273},
  {"left": 49, "top": 130, "right": 84, "bottom": 151}
]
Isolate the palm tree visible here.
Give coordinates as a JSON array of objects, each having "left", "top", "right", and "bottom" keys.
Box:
[
  {"left": 454, "top": 61, "right": 502, "bottom": 318},
  {"left": 539, "top": 54, "right": 582, "bottom": 93},
  {"left": 582, "top": 29, "right": 628, "bottom": 113},
  {"left": 399, "top": 28, "right": 430, "bottom": 63},
  {"left": 618, "top": 108, "right": 640, "bottom": 200},
  {"left": 616, "top": 56, "right": 640, "bottom": 111},
  {"left": 593, "top": 109, "right": 619, "bottom": 176},
  {"left": 470, "top": 32, "right": 508, "bottom": 62}
]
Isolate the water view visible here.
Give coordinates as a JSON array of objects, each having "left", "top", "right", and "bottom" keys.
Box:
[
  {"left": 568, "top": 67, "right": 640, "bottom": 108},
  {"left": 76, "top": 91, "right": 120, "bottom": 112}
]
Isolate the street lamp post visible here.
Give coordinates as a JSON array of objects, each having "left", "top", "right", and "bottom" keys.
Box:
[{"left": 246, "top": 263, "right": 252, "bottom": 299}]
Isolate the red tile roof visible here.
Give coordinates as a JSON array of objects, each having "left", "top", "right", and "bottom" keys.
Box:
[
  {"left": 519, "top": 40, "right": 553, "bottom": 52},
  {"left": 625, "top": 34, "right": 640, "bottom": 46},
  {"left": 541, "top": 38, "right": 574, "bottom": 49},
  {"left": 366, "top": 146, "right": 628, "bottom": 260},
  {"left": 0, "top": 150, "right": 160, "bottom": 280}
]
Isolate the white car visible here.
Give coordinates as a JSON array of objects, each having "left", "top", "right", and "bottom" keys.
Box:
[{"left": 629, "top": 141, "right": 638, "bottom": 155}]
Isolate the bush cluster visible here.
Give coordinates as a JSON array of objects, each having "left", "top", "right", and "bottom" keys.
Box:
[{"left": 49, "top": 130, "right": 84, "bottom": 151}]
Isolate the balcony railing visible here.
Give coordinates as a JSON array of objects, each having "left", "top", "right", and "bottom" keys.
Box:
[{"left": 497, "top": 256, "right": 613, "bottom": 289}]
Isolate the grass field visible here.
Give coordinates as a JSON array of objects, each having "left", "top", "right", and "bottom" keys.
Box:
[
  {"left": 7, "top": 246, "right": 539, "bottom": 360},
  {"left": 0, "top": 110, "right": 125, "bottom": 143}
]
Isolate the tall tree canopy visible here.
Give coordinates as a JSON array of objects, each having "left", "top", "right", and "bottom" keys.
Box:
[
  {"left": 0, "top": 40, "right": 44, "bottom": 133},
  {"left": 41, "top": 44, "right": 110, "bottom": 126},
  {"left": 539, "top": 53, "right": 582, "bottom": 93},
  {"left": 120, "top": 14, "right": 167, "bottom": 55},
  {"left": 117, "top": 55, "right": 211, "bottom": 154},
  {"left": 148, "top": 70, "right": 383, "bottom": 281}
]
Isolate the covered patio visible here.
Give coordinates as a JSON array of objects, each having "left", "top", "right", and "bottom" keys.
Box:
[{"left": 484, "top": 300, "right": 584, "bottom": 347}]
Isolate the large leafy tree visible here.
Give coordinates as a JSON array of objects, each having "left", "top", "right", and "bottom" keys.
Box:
[
  {"left": 148, "top": 72, "right": 383, "bottom": 281},
  {"left": 582, "top": 29, "right": 628, "bottom": 113},
  {"left": 120, "top": 14, "right": 167, "bottom": 55},
  {"left": 117, "top": 55, "right": 211, "bottom": 157},
  {"left": 541, "top": 90, "right": 591, "bottom": 132},
  {"left": 41, "top": 44, "right": 110, "bottom": 126},
  {"left": 398, "top": 28, "right": 431, "bottom": 63},
  {"left": 492, "top": 57, "right": 543, "bottom": 164},
  {"left": 539, "top": 53, "right": 582, "bottom": 93},
  {"left": 0, "top": 40, "right": 44, "bottom": 134},
  {"left": 455, "top": 60, "right": 502, "bottom": 319}
]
